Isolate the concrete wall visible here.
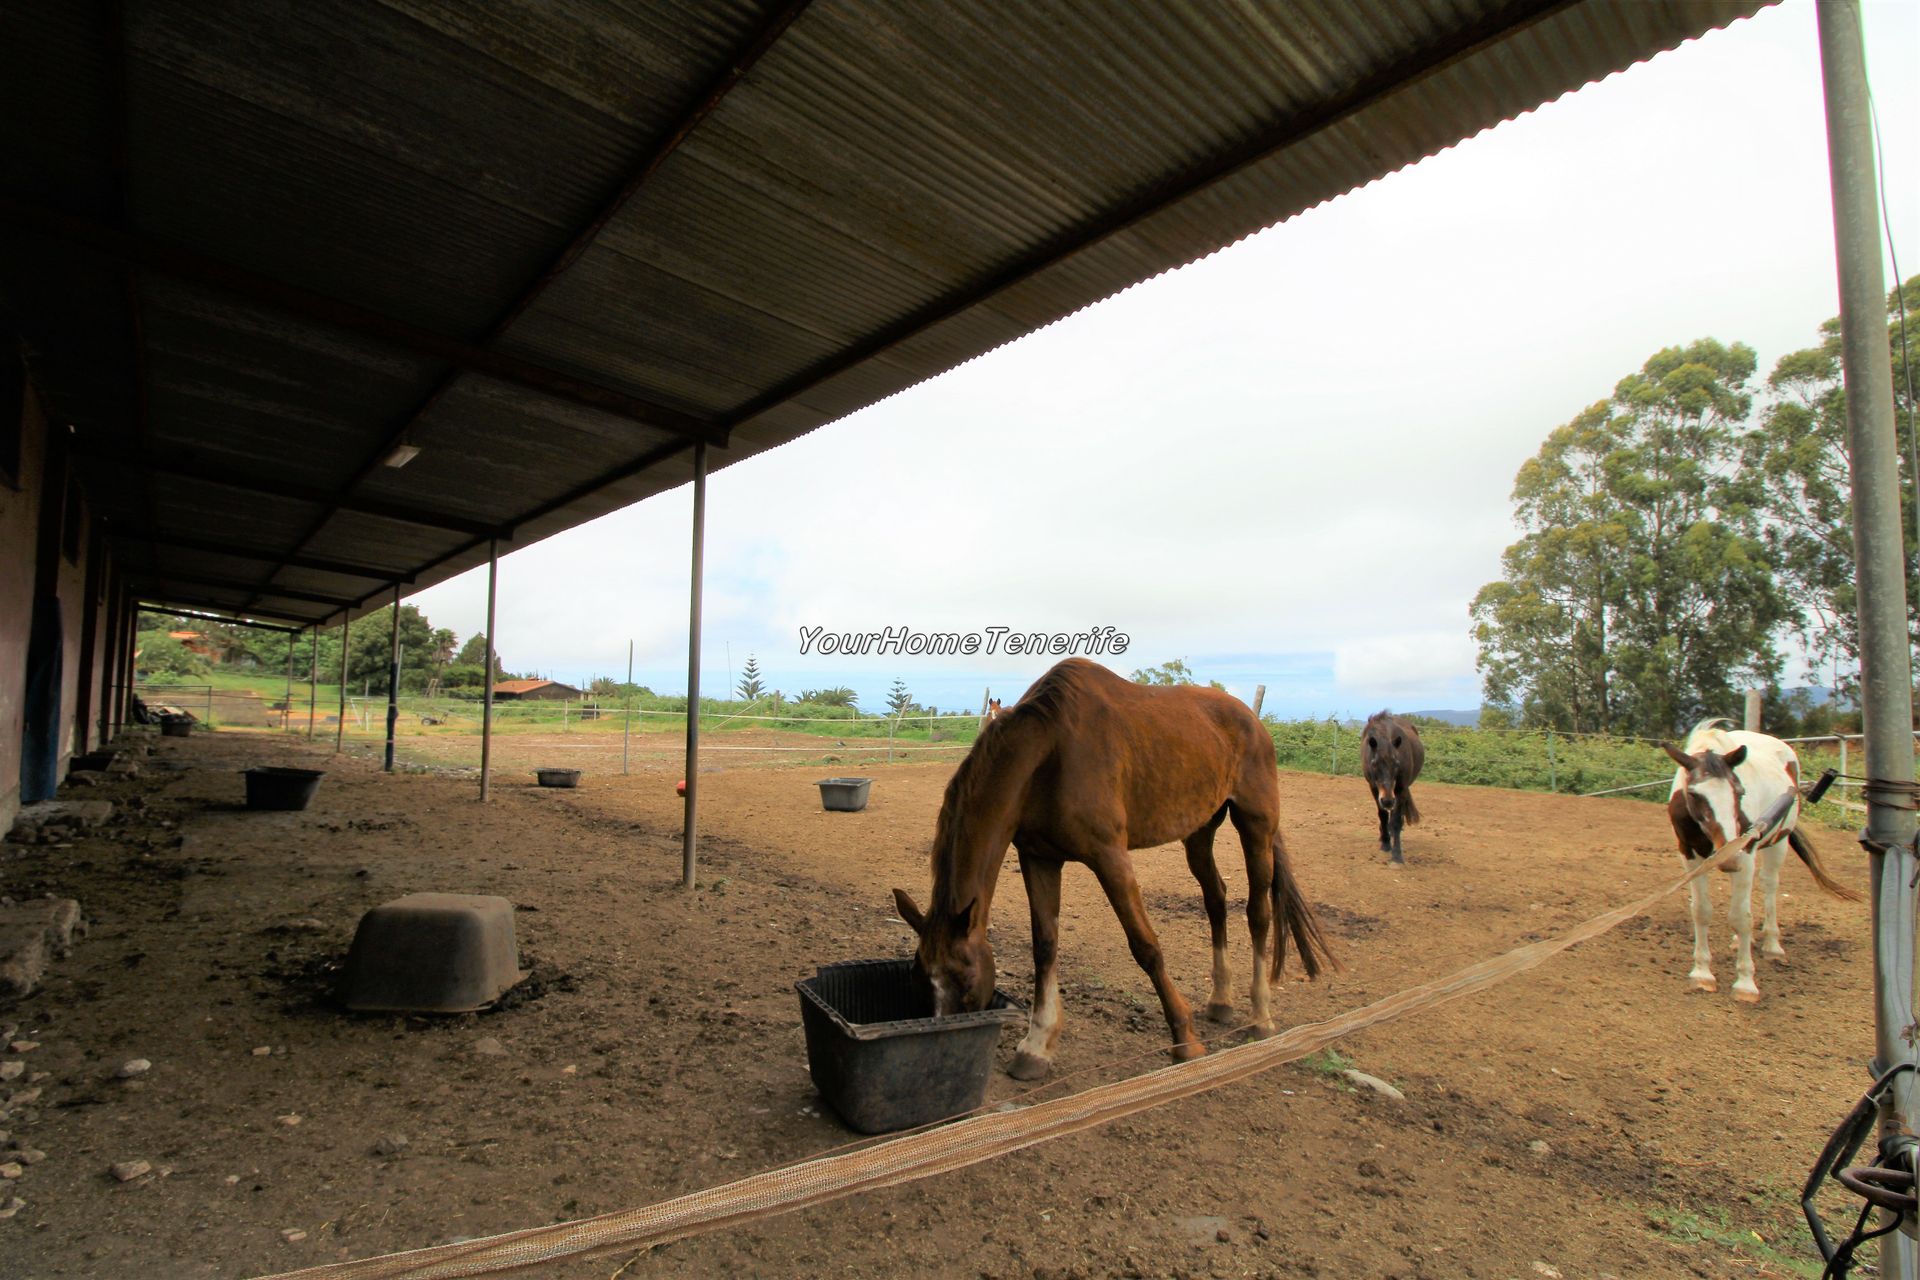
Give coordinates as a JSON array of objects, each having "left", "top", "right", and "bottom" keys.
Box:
[
  {"left": 53, "top": 500, "right": 91, "bottom": 766},
  {"left": 0, "top": 372, "right": 123, "bottom": 833},
  {"left": 0, "top": 379, "right": 48, "bottom": 833}
]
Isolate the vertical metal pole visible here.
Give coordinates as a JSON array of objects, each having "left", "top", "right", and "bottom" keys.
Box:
[
  {"left": 481, "top": 538, "right": 497, "bottom": 802},
  {"left": 683, "top": 441, "right": 707, "bottom": 891},
  {"left": 384, "top": 584, "right": 401, "bottom": 772},
  {"left": 1818, "top": 6, "right": 1920, "bottom": 1268},
  {"left": 306, "top": 628, "right": 318, "bottom": 738},
  {"left": 334, "top": 612, "right": 349, "bottom": 754},
  {"left": 1744, "top": 688, "right": 1763, "bottom": 732},
  {"left": 623, "top": 638, "right": 633, "bottom": 776}
]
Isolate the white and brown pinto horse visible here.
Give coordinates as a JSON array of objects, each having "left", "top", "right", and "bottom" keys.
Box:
[
  {"left": 1662, "top": 718, "right": 1859, "bottom": 1002},
  {"left": 895, "top": 659, "right": 1338, "bottom": 1080}
]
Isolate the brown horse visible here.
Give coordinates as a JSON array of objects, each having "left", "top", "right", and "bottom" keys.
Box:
[
  {"left": 1360, "top": 711, "right": 1424, "bottom": 864},
  {"left": 893, "top": 658, "right": 1338, "bottom": 1080}
]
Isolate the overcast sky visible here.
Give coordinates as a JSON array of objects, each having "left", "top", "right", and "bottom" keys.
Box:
[{"left": 414, "top": 0, "right": 1919, "bottom": 719}]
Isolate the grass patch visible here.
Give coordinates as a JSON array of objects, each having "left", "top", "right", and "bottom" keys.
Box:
[
  {"left": 1299, "top": 1048, "right": 1355, "bottom": 1079},
  {"left": 1643, "top": 1204, "right": 1822, "bottom": 1278}
]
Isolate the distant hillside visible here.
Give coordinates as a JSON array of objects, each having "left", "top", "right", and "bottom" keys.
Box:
[{"left": 1407, "top": 708, "right": 1480, "bottom": 727}]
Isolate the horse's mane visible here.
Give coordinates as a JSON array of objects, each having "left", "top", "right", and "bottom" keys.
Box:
[
  {"left": 926, "top": 663, "right": 1089, "bottom": 911},
  {"left": 1683, "top": 717, "right": 1737, "bottom": 755}
]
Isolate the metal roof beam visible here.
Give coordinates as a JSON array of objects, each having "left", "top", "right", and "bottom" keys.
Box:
[
  {"left": 135, "top": 600, "right": 312, "bottom": 631},
  {"left": 133, "top": 569, "right": 358, "bottom": 608},
  {"left": 0, "top": 195, "right": 728, "bottom": 448},
  {"left": 119, "top": 532, "right": 412, "bottom": 583},
  {"left": 114, "top": 455, "right": 502, "bottom": 537}
]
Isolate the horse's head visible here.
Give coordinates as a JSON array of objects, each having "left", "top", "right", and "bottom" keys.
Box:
[
  {"left": 1662, "top": 741, "right": 1749, "bottom": 846},
  {"left": 986, "top": 698, "right": 1004, "bottom": 720},
  {"left": 892, "top": 888, "right": 994, "bottom": 1015},
  {"left": 1363, "top": 720, "right": 1408, "bottom": 812}
]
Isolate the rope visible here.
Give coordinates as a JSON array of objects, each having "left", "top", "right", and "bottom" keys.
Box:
[{"left": 253, "top": 840, "right": 1764, "bottom": 1280}]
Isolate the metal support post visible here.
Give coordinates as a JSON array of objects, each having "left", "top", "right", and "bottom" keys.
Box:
[
  {"left": 683, "top": 442, "right": 707, "bottom": 891},
  {"left": 1818, "top": 4, "right": 1920, "bottom": 1268}
]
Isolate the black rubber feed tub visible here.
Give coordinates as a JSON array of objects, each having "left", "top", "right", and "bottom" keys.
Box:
[
  {"left": 815, "top": 777, "right": 872, "bottom": 812},
  {"left": 244, "top": 766, "right": 325, "bottom": 811},
  {"left": 160, "top": 716, "right": 192, "bottom": 737},
  {"left": 796, "top": 958, "right": 1024, "bottom": 1134},
  {"left": 534, "top": 768, "right": 581, "bottom": 788}
]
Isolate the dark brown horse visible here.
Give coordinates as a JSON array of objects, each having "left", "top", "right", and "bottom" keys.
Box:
[
  {"left": 893, "top": 658, "right": 1337, "bottom": 1080},
  {"left": 1360, "top": 711, "right": 1424, "bottom": 864}
]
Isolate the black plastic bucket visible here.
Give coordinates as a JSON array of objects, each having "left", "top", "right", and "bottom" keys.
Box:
[
  {"left": 244, "top": 766, "right": 326, "bottom": 811},
  {"left": 815, "top": 777, "right": 872, "bottom": 812},
  {"left": 796, "top": 958, "right": 1024, "bottom": 1134},
  {"left": 534, "top": 768, "right": 581, "bottom": 789},
  {"left": 160, "top": 716, "right": 192, "bottom": 738}
]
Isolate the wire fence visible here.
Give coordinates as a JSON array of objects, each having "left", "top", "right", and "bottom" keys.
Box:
[{"left": 133, "top": 677, "right": 1914, "bottom": 822}]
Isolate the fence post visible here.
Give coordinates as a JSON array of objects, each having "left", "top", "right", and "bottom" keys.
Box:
[
  {"left": 1547, "top": 728, "right": 1557, "bottom": 793},
  {"left": 1329, "top": 720, "right": 1338, "bottom": 776}
]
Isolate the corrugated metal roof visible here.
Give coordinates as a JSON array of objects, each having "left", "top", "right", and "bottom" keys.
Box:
[{"left": 0, "top": 0, "right": 1772, "bottom": 627}]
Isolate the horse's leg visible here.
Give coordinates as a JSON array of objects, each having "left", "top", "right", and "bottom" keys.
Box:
[
  {"left": 1229, "top": 806, "right": 1277, "bottom": 1036},
  {"left": 1684, "top": 858, "right": 1716, "bottom": 992},
  {"left": 1089, "top": 853, "right": 1204, "bottom": 1061},
  {"left": 1184, "top": 811, "right": 1233, "bottom": 1023},
  {"left": 1374, "top": 783, "right": 1390, "bottom": 854},
  {"left": 1757, "top": 841, "right": 1788, "bottom": 960},
  {"left": 1011, "top": 854, "right": 1065, "bottom": 1081},
  {"left": 1727, "top": 849, "right": 1761, "bottom": 1003},
  {"left": 1388, "top": 798, "right": 1405, "bottom": 865}
]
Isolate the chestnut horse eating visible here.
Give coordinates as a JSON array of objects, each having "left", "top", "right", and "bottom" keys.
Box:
[{"left": 893, "top": 658, "right": 1338, "bottom": 1080}]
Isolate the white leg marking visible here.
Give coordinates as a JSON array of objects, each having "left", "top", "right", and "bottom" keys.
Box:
[
  {"left": 1727, "top": 850, "right": 1760, "bottom": 1002},
  {"left": 1249, "top": 936, "right": 1273, "bottom": 1031},
  {"left": 1015, "top": 973, "right": 1061, "bottom": 1063},
  {"left": 1686, "top": 863, "right": 1716, "bottom": 992},
  {"left": 1209, "top": 942, "right": 1232, "bottom": 1014},
  {"left": 1758, "top": 843, "right": 1787, "bottom": 958}
]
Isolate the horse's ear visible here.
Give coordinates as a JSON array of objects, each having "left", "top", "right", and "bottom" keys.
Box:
[
  {"left": 1722, "top": 745, "right": 1748, "bottom": 769},
  {"left": 1660, "top": 742, "right": 1697, "bottom": 770},
  {"left": 893, "top": 888, "right": 927, "bottom": 935}
]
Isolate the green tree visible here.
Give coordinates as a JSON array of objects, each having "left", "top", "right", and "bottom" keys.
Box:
[
  {"left": 799, "top": 686, "right": 858, "bottom": 707},
  {"left": 1743, "top": 275, "right": 1919, "bottom": 690},
  {"left": 736, "top": 654, "right": 766, "bottom": 701},
  {"left": 1472, "top": 339, "right": 1787, "bottom": 736},
  {"left": 133, "top": 629, "right": 210, "bottom": 679},
  {"left": 1129, "top": 658, "right": 1228, "bottom": 691},
  {"left": 886, "top": 678, "right": 912, "bottom": 717}
]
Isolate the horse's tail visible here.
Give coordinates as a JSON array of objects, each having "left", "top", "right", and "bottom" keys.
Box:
[
  {"left": 1400, "top": 790, "right": 1421, "bottom": 827},
  {"left": 1787, "top": 827, "right": 1862, "bottom": 902},
  {"left": 1270, "top": 831, "right": 1341, "bottom": 982}
]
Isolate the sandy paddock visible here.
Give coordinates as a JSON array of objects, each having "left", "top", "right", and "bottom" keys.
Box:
[{"left": 0, "top": 726, "right": 1877, "bottom": 1279}]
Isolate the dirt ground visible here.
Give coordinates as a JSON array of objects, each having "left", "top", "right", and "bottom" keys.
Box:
[{"left": 0, "top": 725, "right": 1883, "bottom": 1279}]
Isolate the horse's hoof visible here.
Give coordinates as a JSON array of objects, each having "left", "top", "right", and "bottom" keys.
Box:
[
  {"left": 1733, "top": 987, "right": 1762, "bottom": 1004},
  {"left": 1248, "top": 1021, "right": 1278, "bottom": 1041},
  {"left": 1688, "top": 977, "right": 1717, "bottom": 993},
  {"left": 1765, "top": 949, "right": 1789, "bottom": 964},
  {"left": 1008, "top": 1051, "right": 1052, "bottom": 1081},
  {"left": 1204, "top": 1002, "right": 1235, "bottom": 1024},
  {"left": 1171, "top": 1041, "right": 1208, "bottom": 1063},
  {"left": 1389, "top": 855, "right": 1405, "bottom": 867}
]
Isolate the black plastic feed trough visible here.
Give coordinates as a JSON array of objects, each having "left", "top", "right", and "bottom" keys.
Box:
[
  {"left": 159, "top": 715, "right": 192, "bottom": 737},
  {"left": 796, "top": 958, "right": 1025, "bottom": 1134},
  {"left": 243, "top": 766, "right": 326, "bottom": 811},
  {"left": 815, "top": 777, "right": 872, "bottom": 812},
  {"left": 534, "top": 768, "right": 581, "bottom": 789}
]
